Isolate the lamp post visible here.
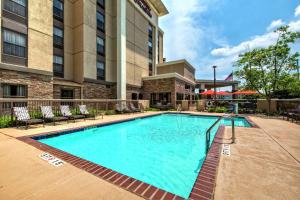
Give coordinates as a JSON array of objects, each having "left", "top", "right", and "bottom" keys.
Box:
[{"left": 212, "top": 66, "right": 217, "bottom": 106}]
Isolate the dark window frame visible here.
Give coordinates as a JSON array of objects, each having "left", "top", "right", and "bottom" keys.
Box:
[
  {"left": 53, "top": 26, "right": 64, "bottom": 47},
  {"left": 1, "top": 83, "right": 28, "bottom": 98},
  {"left": 60, "top": 88, "right": 74, "bottom": 99},
  {"left": 96, "top": 60, "right": 105, "bottom": 81},
  {"left": 96, "top": 11, "right": 105, "bottom": 32},
  {"left": 53, "top": 55, "right": 64, "bottom": 78},
  {"left": 96, "top": 36, "right": 105, "bottom": 56},
  {"left": 2, "top": 28, "right": 27, "bottom": 58},
  {"left": 3, "top": 0, "right": 27, "bottom": 18},
  {"left": 53, "top": 0, "right": 64, "bottom": 21},
  {"left": 97, "top": 0, "right": 105, "bottom": 8}
]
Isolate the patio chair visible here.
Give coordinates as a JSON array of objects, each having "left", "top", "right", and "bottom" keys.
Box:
[
  {"left": 13, "top": 107, "right": 44, "bottom": 129},
  {"left": 79, "top": 105, "right": 102, "bottom": 120},
  {"left": 60, "top": 105, "right": 85, "bottom": 122},
  {"left": 115, "top": 103, "right": 131, "bottom": 114},
  {"left": 40, "top": 106, "right": 68, "bottom": 126},
  {"left": 286, "top": 105, "right": 300, "bottom": 122},
  {"left": 129, "top": 102, "right": 141, "bottom": 112}
]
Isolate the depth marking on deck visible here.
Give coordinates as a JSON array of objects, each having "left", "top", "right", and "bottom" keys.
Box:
[
  {"left": 40, "top": 153, "right": 64, "bottom": 167},
  {"left": 222, "top": 144, "right": 231, "bottom": 156}
]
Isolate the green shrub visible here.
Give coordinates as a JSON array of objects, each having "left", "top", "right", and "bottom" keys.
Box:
[
  {"left": 207, "top": 107, "right": 215, "bottom": 113},
  {"left": 105, "top": 110, "right": 116, "bottom": 115},
  {"left": 168, "top": 108, "right": 177, "bottom": 111},
  {"left": 0, "top": 117, "right": 14, "bottom": 128},
  {"left": 145, "top": 107, "right": 160, "bottom": 112},
  {"left": 215, "top": 107, "right": 227, "bottom": 113}
]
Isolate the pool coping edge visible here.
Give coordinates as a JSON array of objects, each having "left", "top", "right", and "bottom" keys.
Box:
[{"left": 17, "top": 113, "right": 227, "bottom": 200}]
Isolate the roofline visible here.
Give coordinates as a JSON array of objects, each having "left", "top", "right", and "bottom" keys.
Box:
[
  {"left": 196, "top": 79, "right": 240, "bottom": 84},
  {"left": 143, "top": 72, "right": 196, "bottom": 85},
  {"left": 157, "top": 59, "right": 195, "bottom": 72},
  {"left": 148, "top": 0, "right": 169, "bottom": 17}
]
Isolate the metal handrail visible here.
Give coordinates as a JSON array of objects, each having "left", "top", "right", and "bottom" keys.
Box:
[{"left": 206, "top": 116, "right": 223, "bottom": 154}]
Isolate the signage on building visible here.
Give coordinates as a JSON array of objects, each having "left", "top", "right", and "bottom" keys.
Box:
[{"left": 134, "top": 0, "right": 152, "bottom": 18}]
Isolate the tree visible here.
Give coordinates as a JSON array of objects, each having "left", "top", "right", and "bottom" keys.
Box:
[{"left": 234, "top": 26, "right": 300, "bottom": 113}]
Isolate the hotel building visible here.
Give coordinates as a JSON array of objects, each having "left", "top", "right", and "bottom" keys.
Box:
[{"left": 0, "top": 0, "right": 196, "bottom": 106}]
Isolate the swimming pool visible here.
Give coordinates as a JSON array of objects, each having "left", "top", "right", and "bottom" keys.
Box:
[{"left": 37, "top": 114, "right": 251, "bottom": 198}]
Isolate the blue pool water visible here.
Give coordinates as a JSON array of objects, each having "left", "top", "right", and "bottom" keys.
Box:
[{"left": 38, "top": 114, "right": 251, "bottom": 198}]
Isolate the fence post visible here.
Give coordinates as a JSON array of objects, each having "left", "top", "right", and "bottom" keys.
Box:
[{"left": 10, "top": 101, "right": 13, "bottom": 124}]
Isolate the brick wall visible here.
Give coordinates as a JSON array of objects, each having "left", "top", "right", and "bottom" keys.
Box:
[
  {"left": 142, "top": 78, "right": 176, "bottom": 106},
  {"left": 0, "top": 69, "right": 53, "bottom": 99},
  {"left": 83, "top": 82, "right": 116, "bottom": 99},
  {"left": 53, "top": 85, "right": 81, "bottom": 99}
]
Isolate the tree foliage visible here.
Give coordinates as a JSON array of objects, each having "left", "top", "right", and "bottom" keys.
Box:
[{"left": 234, "top": 26, "right": 300, "bottom": 100}]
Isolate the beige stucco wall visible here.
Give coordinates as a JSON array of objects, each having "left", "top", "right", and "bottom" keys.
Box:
[
  {"left": 158, "top": 30, "right": 163, "bottom": 64},
  {"left": 105, "top": 0, "right": 117, "bottom": 82},
  {"left": 126, "top": 0, "right": 159, "bottom": 87},
  {"left": 72, "top": 0, "right": 84, "bottom": 83},
  {"left": 83, "top": 0, "right": 97, "bottom": 80},
  {"left": 63, "top": 0, "right": 75, "bottom": 81},
  {"left": 157, "top": 63, "right": 185, "bottom": 76},
  {"left": 27, "top": 0, "right": 53, "bottom": 72},
  {"left": 157, "top": 62, "right": 195, "bottom": 81},
  {"left": 184, "top": 67, "right": 195, "bottom": 81}
]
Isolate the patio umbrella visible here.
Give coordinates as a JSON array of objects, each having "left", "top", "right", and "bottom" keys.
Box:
[
  {"left": 217, "top": 91, "right": 232, "bottom": 95},
  {"left": 200, "top": 90, "right": 215, "bottom": 95},
  {"left": 233, "top": 90, "right": 257, "bottom": 95}
]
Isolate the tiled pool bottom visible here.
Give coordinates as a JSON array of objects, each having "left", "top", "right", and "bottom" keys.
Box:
[{"left": 31, "top": 114, "right": 251, "bottom": 199}]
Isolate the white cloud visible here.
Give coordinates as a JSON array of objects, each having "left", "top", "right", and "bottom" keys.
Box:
[
  {"left": 160, "top": 0, "right": 224, "bottom": 64},
  {"left": 295, "top": 5, "right": 300, "bottom": 17},
  {"left": 267, "top": 19, "right": 285, "bottom": 31},
  {"left": 211, "top": 19, "right": 300, "bottom": 58}
]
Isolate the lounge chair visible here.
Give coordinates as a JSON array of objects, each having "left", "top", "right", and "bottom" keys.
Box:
[
  {"left": 129, "top": 102, "right": 141, "bottom": 112},
  {"left": 115, "top": 103, "right": 131, "bottom": 114},
  {"left": 60, "top": 105, "right": 85, "bottom": 122},
  {"left": 79, "top": 105, "right": 102, "bottom": 120},
  {"left": 13, "top": 107, "right": 44, "bottom": 129},
  {"left": 40, "top": 106, "right": 68, "bottom": 125}
]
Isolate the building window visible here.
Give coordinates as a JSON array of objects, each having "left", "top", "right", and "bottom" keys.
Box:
[
  {"left": 97, "top": 36, "right": 105, "bottom": 55},
  {"left": 97, "top": 11, "right": 105, "bottom": 32},
  {"left": 53, "top": 55, "right": 64, "bottom": 78},
  {"left": 185, "top": 84, "right": 191, "bottom": 90},
  {"left": 2, "top": 84, "right": 27, "bottom": 98},
  {"left": 3, "top": 0, "right": 26, "bottom": 17},
  {"left": 61, "top": 89, "right": 74, "bottom": 99},
  {"left": 2, "top": 29, "right": 26, "bottom": 58},
  {"left": 148, "top": 24, "right": 153, "bottom": 76},
  {"left": 132, "top": 93, "right": 138, "bottom": 100},
  {"left": 53, "top": 26, "right": 63, "bottom": 47},
  {"left": 53, "top": 0, "right": 63, "bottom": 20},
  {"left": 176, "top": 93, "right": 184, "bottom": 101},
  {"left": 97, "top": 0, "right": 105, "bottom": 8},
  {"left": 96, "top": 61, "right": 105, "bottom": 80}
]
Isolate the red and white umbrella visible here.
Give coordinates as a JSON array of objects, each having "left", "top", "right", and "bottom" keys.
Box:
[{"left": 233, "top": 90, "right": 257, "bottom": 95}]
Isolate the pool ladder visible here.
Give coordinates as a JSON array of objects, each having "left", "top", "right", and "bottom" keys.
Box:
[{"left": 205, "top": 116, "right": 235, "bottom": 154}]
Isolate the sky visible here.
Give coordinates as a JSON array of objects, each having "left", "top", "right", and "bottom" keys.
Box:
[{"left": 159, "top": 0, "right": 300, "bottom": 80}]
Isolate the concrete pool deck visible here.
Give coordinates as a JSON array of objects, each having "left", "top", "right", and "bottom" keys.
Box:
[{"left": 0, "top": 112, "right": 299, "bottom": 200}]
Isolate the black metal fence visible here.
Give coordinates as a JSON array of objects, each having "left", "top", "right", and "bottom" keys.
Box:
[{"left": 0, "top": 99, "right": 140, "bottom": 128}]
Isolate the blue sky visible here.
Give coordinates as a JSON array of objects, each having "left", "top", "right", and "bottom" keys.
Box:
[{"left": 159, "top": 0, "right": 300, "bottom": 80}]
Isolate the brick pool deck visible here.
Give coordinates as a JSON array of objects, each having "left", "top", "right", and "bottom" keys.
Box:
[{"left": 0, "top": 112, "right": 299, "bottom": 200}]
